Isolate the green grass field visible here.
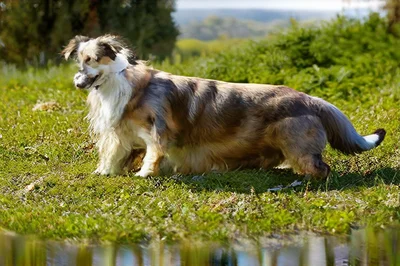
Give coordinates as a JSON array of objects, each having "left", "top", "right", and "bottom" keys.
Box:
[{"left": 0, "top": 14, "right": 399, "bottom": 244}]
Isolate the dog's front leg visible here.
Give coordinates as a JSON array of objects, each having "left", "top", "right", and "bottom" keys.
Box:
[
  {"left": 94, "top": 130, "right": 130, "bottom": 175},
  {"left": 135, "top": 127, "right": 165, "bottom": 178},
  {"left": 136, "top": 144, "right": 163, "bottom": 178}
]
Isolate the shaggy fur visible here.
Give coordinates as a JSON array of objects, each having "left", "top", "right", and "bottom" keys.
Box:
[{"left": 62, "top": 34, "right": 386, "bottom": 178}]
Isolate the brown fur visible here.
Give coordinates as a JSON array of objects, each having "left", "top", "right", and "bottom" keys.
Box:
[
  {"left": 62, "top": 35, "right": 386, "bottom": 179},
  {"left": 116, "top": 69, "right": 326, "bottom": 177}
]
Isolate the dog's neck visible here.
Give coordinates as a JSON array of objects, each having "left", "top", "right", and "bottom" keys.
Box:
[
  {"left": 86, "top": 60, "right": 151, "bottom": 136},
  {"left": 86, "top": 69, "right": 133, "bottom": 135},
  {"left": 109, "top": 54, "right": 130, "bottom": 73}
]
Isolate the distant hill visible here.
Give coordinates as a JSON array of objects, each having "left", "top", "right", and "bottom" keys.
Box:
[
  {"left": 179, "top": 16, "right": 290, "bottom": 40},
  {"left": 173, "top": 9, "right": 338, "bottom": 26},
  {"left": 173, "top": 8, "right": 377, "bottom": 40}
]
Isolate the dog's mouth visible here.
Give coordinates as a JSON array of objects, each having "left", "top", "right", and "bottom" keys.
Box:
[
  {"left": 89, "top": 74, "right": 100, "bottom": 90},
  {"left": 74, "top": 73, "right": 100, "bottom": 90}
]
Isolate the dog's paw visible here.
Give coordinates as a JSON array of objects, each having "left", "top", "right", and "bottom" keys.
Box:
[
  {"left": 93, "top": 168, "right": 111, "bottom": 176},
  {"left": 93, "top": 168, "right": 102, "bottom": 175},
  {"left": 135, "top": 169, "right": 153, "bottom": 178},
  {"left": 93, "top": 165, "right": 123, "bottom": 176}
]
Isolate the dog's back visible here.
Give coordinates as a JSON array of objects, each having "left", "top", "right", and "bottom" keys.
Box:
[
  {"left": 128, "top": 70, "right": 385, "bottom": 177},
  {"left": 125, "top": 70, "right": 318, "bottom": 174}
]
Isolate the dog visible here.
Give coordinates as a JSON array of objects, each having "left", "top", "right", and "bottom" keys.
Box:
[{"left": 61, "top": 34, "right": 386, "bottom": 179}]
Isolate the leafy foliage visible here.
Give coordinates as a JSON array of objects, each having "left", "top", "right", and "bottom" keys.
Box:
[
  {"left": 0, "top": 0, "right": 179, "bottom": 66},
  {"left": 159, "top": 13, "right": 400, "bottom": 104},
  {"left": 172, "top": 38, "right": 247, "bottom": 62}
]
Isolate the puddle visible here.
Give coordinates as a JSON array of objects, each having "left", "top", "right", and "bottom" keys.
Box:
[{"left": 0, "top": 227, "right": 399, "bottom": 266}]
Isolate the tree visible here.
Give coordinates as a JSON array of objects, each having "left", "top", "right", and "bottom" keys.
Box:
[
  {"left": 384, "top": 0, "right": 400, "bottom": 33},
  {"left": 96, "top": 0, "right": 179, "bottom": 60},
  {"left": 0, "top": 0, "right": 179, "bottom": 66},
  {"left": 344, "top": 0, "right": 400, "bottom": 33}
]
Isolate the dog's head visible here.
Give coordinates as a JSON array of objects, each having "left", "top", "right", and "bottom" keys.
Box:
[{"left": 61, "top": 35, "right": 134, "bottom": 89}]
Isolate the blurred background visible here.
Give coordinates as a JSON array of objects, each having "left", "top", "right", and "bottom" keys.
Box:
[{"left": 0, "top": 0, "right": 398, "bottom": 67}]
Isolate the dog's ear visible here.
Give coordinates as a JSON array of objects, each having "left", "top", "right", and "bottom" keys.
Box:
[
  {"left": 98, "top": 42, "right": 118, "bottom": 61},
  {"left": 97, "top": 35, "right": 135, "bottom": 62},
  {"left": 61, "top": 35, "right": 90, "bottom": 60}
]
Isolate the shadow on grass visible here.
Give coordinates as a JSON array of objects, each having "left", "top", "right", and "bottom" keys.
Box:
[{"left": 155, "top": 167, "right": 400, "bottom": 194}]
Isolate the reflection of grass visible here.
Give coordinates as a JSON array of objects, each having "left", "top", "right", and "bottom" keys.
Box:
[
  {"left": 0, "top": 63, "right": 398, "bottom": 243},
  {"left": 0, "top": 227, "right": 399, "bottom": 265}
]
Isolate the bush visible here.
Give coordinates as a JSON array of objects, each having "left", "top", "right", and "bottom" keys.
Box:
[{"left": 156, "top": 13, "right": 400, "bottom": 105}]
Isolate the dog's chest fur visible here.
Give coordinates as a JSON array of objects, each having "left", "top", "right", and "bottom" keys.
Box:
[
  {"left": 86, "top": 73, "right": 132, "bottom": 132},
  {"left": 86, "top": 73, "right": 146, "bottom": 149}
]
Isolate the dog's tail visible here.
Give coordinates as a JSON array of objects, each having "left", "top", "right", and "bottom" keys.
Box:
[{"left": 311, "top": 97, "right": 386, "bottom": 154}]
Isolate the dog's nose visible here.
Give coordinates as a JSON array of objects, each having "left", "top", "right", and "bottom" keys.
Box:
[{"left": 76, "top": 82, "right": 86, "bottom": 89}]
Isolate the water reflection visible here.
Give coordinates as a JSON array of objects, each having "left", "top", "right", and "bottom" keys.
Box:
[{"left": 0, "top": 227, "right": 399, "bottom": 266}]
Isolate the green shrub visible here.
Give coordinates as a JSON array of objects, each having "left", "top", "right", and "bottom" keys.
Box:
[
  {"left": 173, "top": 38, "right": 247, "bottom": 62},
  {"left": 156, "top": 13, "right": 400, "bottom": 104}
]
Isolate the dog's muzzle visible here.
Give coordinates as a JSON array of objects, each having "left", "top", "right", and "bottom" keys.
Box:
[{"left": 74, "top": 72, "right": 99, "bottom": 89}]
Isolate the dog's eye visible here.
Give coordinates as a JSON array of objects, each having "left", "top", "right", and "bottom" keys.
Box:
[{"left": 84, "top": 57, "right": 92, "bottom": 63}]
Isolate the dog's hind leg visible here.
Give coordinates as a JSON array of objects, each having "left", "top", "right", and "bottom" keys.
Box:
[
  {"left": 276, "top": 116, "right": 331, "bottom": 179},
  {"left": 286, "top": 153, "right": 331, "bottom": 179}
]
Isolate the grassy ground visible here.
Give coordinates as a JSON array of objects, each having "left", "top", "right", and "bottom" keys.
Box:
[{"left": 0, "top": 62, "right": 399, "bottom": 244}]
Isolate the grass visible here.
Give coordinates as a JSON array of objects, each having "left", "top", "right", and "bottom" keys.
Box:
[
  {"left": 1, "top": 14, "right": 400, "bottom": 243},
  {"left": 0, "top": 62, "right": 399, "bottom": 244}
]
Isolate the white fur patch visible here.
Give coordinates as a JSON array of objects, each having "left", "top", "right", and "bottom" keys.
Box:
[
  {"left": 85, "top": 65, "right": 99, "bottom": 77},
  {"left": 86, "top": 71, "right": 132, "bottom": 134},
  {"left": 363, "top": 134, "right": 379, "bottom": 146},
  {"left": 108, "top": 54, "right": 129, "bottom": 73},
  {"left": 74, "top": 72, "right": 87, "bottom": 85},
  {"left": 136, "top": 128, "right": 161, "bottom": 177},
  {"left": 78, "top": 40, "right": 90, "bottom": 54}
]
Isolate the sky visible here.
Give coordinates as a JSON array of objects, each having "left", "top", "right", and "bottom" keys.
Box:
[{"left": 176, "top": 0, "right": 382, "bottom": 10}]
